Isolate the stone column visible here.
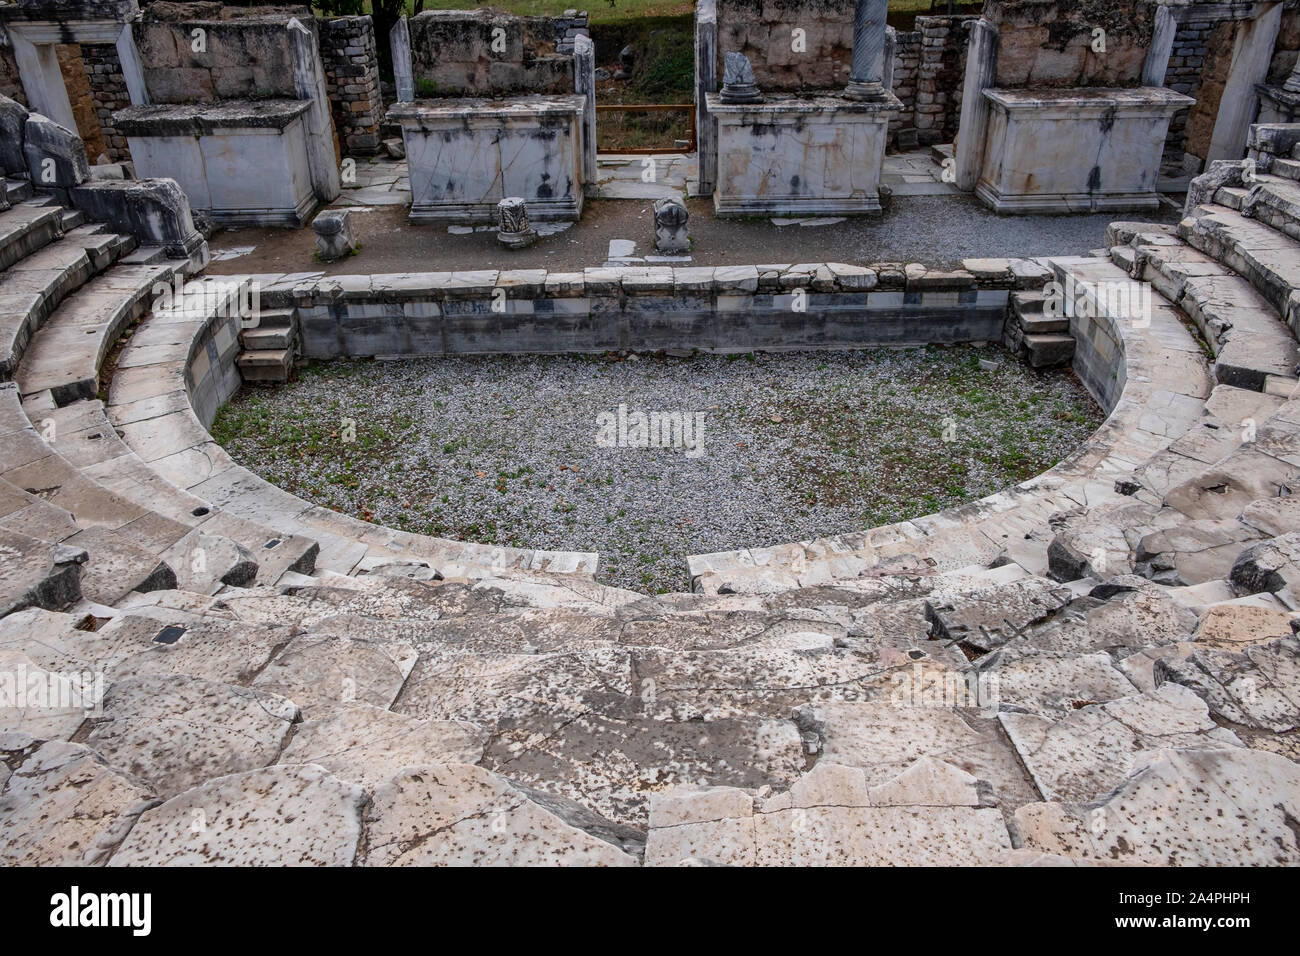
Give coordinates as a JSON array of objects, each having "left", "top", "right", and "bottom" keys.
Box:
[
  {"left": 573, "top": 34, "right": 597, "bottom": 197},
  {"left": 694, "top": 0, "right": 718, "bottom": 196},
  {"left": 844, "top": 0, "right": 889, "bottom": 101},
  {"left": 287, "top": 17, "right": 342, "bottom": 205},
  {"left": 391, "top": 15, "right": 414, "bottom": 103},
  {"left": 954, "top": 17, "right": 997, "bottom": 192},
  {"left": 1141, "top": 4, "right": 1178, "bottom": 88}
]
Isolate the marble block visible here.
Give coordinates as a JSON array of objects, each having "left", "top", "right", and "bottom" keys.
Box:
[
  {"left": 115, "top": 100, "right": 318, "bottom": 228},
  {"left": 975, "top": 87, "right": 1195, "bottom": 215},
  {"left": 388, "top": 96, "right": 585, "bottom": 224},
  {"left": 1256, "top": 85, "right": 1300, "bottom": 126},
  {"left": 706, "top": 93, "right": 900, "bottom": 217}
]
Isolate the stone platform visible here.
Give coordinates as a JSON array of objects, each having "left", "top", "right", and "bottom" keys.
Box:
[
  {"left": 706, "top": 93, "right": 901, "bottom": 217},
  {"left": 388, "top": 96, "right": 586, "bottom": 225},
  {"left": 976, "top": 87, "right": 1194, "bottom": 215},
  {"left": 115, "top": 100, "right": 319, "bottom": 228}
]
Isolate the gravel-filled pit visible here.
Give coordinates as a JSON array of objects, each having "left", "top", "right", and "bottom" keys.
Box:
[{"left": 212, "top": 346, "right": 1103, "bottom": 593}]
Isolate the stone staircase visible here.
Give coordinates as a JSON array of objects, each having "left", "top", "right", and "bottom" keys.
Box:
[
  {"left": 236, "top": 308, "right": 299, "bottom": 385},
  {"left": 1003, "top": 287, "right": 1075, "bottom": 368},
  {"left": 1, "top": 125, "right": 1299, "bottom": 865}
]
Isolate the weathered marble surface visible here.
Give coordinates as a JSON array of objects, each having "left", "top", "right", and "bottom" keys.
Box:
[
  {"left": 116, "top": 100, "right": 318, "bottom": 227},
  {"left": 707, "top": 93, "right": 900, "bottom": 217},
  {"left": 388, "top": 97, "right": 585, "bottom": 224},
  {"left": 976, "top": 87, "right": 1194, "bottom": 214}
]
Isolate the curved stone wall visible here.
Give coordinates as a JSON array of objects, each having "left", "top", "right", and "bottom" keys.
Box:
[{"left": 115, "top": 258, "right": 1171, "bottom": 591}]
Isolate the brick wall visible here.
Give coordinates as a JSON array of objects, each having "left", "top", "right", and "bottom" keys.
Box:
[
  {"left": 554, "top": 10, "right": 590, "bottom": 55},
  {"left": 889, "top": 29, "right": 919, "bottom": 147},
  {"left": 913, "top": 16, "right": 970, "bottom": 147},
  {"left": 81, "top": 42, "right": 132, "bottom": 163},
  {"left": 1160, "top": 17, "right": 1212, "bottom": 172},
  {"left": 320, "top": 15, "right": 383, "bottom": 156},
  {"left": 888, "top": 16, "right": 971, "bottom": 150}
]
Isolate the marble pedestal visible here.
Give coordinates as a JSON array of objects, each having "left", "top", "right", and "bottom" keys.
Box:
[
  {"left": 975, "top": 87, "right": 1194, "bottom": 214},
  {"left": 1256, "top": 85, "right": 1300, "bottom": 126},
  {"left": 114, "top": 100, "right": 318, "bottom": 227},
  {"left": 388, "top": 96, "right": 585, "bottom": 224},
  {"left": 706, "top": 92, "right": 900, "bottom": 217}
]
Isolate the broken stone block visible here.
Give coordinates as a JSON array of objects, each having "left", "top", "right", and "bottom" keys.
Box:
[
  {"left": 83, "top": 675, "right": 298, "bottom": 800},
  {"left": 383, "top": 136, "right": 405, "bottom": 160},
  {"left": 72, "top": 178, "right": 207, "bottom": 267},
  {"left": 163, "top": 530, "right": 258, "bottom": 594},
  {"left": 60, "top": 526, "right": 176, "bottom": 605},
  {"left": 1155, "top": 635, "right": 1300, "bottom": 733},
  {"left": 988, "top": 649, "right": 1139, "bottom": 714},
  {"left": 312, "top": 208, "right": 359, "bottom": 262},
  {"left": 111, "top": 764, "right": 366, "bottom": 866},
  {"left": 0, "top": 740, "right": 157, "bottom": 866},
  {"left": 1015, "top": 747, "right": 1300, "bottom": 865},
  {"left": 362, "top": 763, "right": 638, "bottom": 866},
  {"left": 1194, "top": 602, "right": 1294, "bottom": 649},
  {"left": 22, "top": 112, "right": 89, "bottom": 194},
  {"left": 1231, "top": 532, "right": 1300, "bottom": 600},
  {"left": 0, "top": 529, "right": 85, "bottom": 617},
  {"left": 0, "top": 95, "right": 26, "bottom": 176},
  {"left": 925, "top": 576, "right": 1074, "bottom": 653},
  {"left": 496, "top": 196, "right": 536, "bottom": 250},
  {"left": 653, "top": 196, "right": 689, "bottom": 255}
]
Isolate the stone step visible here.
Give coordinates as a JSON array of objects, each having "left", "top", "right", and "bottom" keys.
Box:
[
  {"left": 14, "top": 262, "right": 176, "bottom": 406},
  {"left": 1241, "top": 174, "right": 1300, "bottom": 244},
  {"left": 0, "top": 228, "right": 130, "bottom": 381},
  {"left": 251, "top": 308, "right": 296, "bottom": 331},
  {"left": 117, "top": 245, "right": 169, "bottom": 266},
  {"left": 1272, "top": 157, "right": 1300, "bottom": 181},
  {"left": 236, "top": 348, "right": 292, "bottom": 383},
  {"left": 1133, "top": 234, "right": 1299, "bottom": 391},
  {"left": 0, "top": 526, "right": 84, "bottom": 617},
  {"left": 1179, "top": 203, "right": 1300, "bottom": 336},
  {"left": 1023, "top": 333, "right": 1075, "bottom": 368},
  {"left": 1010, "top": 289, "right": 1047, "bottom": 315},
  {"left": 3, "top": 178, "right": 34, "bottom": 205},
  {"left": 1019, "top": 312, "right": 1070, "bottom": 334},
  {"left": 0, "top": 202, "right": 62, "bottom": 272},
  {"left": 240, "top": 326, "right": 295, "bottom": 351},
  {"left": 59, "top": 208, "right": 85, "bottom": 231},
  {"left": 1214, "top": 185, "right": 1249, "bottom": 210},
  {"left": 27, "top": 398, "right": 320, "bottom": 584}
]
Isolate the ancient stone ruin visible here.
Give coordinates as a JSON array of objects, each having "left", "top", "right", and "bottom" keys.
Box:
[{"left": 0, "top": 0, "right": 1297, "bottom": 876}]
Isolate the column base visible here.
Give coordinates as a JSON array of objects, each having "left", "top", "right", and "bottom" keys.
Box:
[{"left": 843, "top": 80, "right": 887, "bottom": 102}]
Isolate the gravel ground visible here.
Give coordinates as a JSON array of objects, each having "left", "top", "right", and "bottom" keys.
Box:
[
  {"left": 203, "top": 194, "right": 1184, "bottom": 276},
  {"left": 213, "top": 346, "right": 1103, "bottom": 593}
]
